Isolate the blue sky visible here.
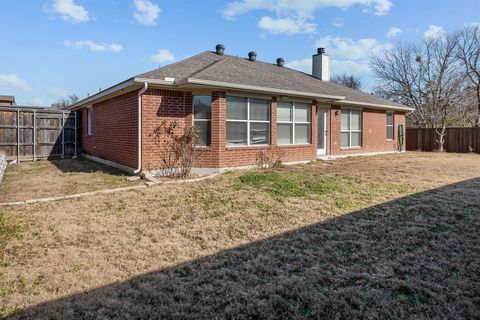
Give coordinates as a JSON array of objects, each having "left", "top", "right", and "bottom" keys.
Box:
[{"left": 0, "top": 0, "right": 479, "bottom": 106}]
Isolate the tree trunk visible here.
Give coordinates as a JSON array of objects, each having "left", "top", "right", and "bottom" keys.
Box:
[
  {"left": 476, "top": 85, "right": 480, "bottom": 127},
  {"left": 435, "top": 127, "right": 447, "bottom": 152}
]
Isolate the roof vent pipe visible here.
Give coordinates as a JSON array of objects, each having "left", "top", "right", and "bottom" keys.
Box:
[
  {"left": 248, "top": 51, "right": 257, "bottom": 62},
  {"left": 215, "top": 44, "right": 225, "bottom": 55},
  {"left": 276, "top": 57, "right": 285, "bottom": 67}
]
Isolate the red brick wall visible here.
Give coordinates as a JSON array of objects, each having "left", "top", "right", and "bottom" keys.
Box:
[
  {"left": 330, "top": 105, "right": 406, "bottom": 155},
  {"left": 220, "top": 98, "right": 317, "bottom": 167},
  {"left": 81, "top": 90, "right": 138, "bottom": 169},
  {"left": 142, "top": 89, "right": 186, "bottom": 170},
  {"left": 81, "top": 88, "right": 407, "bottom": 172}
]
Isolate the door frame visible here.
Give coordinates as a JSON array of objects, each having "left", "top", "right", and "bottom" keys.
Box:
[{"left": 317, "top": 106, "right": 329, "bottom": 156}]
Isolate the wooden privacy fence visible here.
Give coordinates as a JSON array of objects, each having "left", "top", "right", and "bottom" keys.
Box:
[
  {"left": 406, "top": 127, "right": 480, "bottom": 153},
  {"left": 0, "top": 107, "right": 81, "bottom": 161}
]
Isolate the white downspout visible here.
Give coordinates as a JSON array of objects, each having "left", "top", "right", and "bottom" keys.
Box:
[{"left": 134, "top": 82, "right": 148, "bottom": 175}]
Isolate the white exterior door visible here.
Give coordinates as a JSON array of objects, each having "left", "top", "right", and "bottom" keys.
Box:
[{"left": 317, "top": 108, "right": 327, "bottom": 155}]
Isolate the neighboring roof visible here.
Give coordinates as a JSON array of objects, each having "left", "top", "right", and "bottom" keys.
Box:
[
  {"left": 70, "top": 50, "right": 413, "bottom": 111},
  {"left": 0, "top": 95, "right": 15, "bottom": 105}
]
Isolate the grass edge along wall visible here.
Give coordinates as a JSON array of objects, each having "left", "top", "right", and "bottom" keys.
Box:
[{"left": 81, "top": 88, "right": 406, "bottom": 172}]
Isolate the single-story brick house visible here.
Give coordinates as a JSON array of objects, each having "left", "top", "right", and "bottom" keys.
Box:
[{"left": 68, "top": 45, "right": 413, "bottom": 174}]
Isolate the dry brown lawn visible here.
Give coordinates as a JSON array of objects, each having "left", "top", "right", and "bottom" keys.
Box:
[
  {"left": 0, "top": 152, "right": 479, "bottom": 319},
  {"left": 0, "top": 158, "right": 142, "bottom": 203}
]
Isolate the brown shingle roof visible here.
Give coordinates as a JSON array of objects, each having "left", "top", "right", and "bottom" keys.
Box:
[{"left": 137, "top": 51, "right": 409, "bottom": 109}]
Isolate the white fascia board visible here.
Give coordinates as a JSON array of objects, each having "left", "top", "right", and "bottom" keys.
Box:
[
  {"left": 134, "top": 77, "right": 176, "bottom": 86},
  {"left": 184, "top": 78, "right": 346, "bottom": 101},
  {"left": 337, "top": 100, "right": 414, "bottom": 112}
]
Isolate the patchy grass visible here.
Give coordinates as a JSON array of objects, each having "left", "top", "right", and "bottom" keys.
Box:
[
  {"left": 0, "top": 158, "right": 142, "bottom": 202},
  {"left": 0, "top": 152, "right": 479, "bottom": 319}
]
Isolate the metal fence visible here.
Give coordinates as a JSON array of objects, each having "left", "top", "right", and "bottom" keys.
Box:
[
  {"left": 406, "top": 127, "right": 480, "bottom": 153},
  {"left": 0, "top": 107, "right": 81, "bottom": 161}
]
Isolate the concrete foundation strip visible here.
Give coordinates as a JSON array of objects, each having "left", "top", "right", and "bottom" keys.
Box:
[{"left": 0, "top": 173, "right": 220, "bottom": 207}]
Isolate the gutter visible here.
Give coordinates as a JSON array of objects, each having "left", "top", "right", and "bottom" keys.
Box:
[
  {"left": 336, "top": 100, "right": 414, "bottom": 112},
  {"left": 134, "top": 82, "right": 148, "bottom": 175}
]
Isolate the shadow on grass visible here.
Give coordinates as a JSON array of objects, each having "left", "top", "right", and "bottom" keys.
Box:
[
  {"left": 49, "top": 157, "right": 128, "bottom": 176},
  {"left": 10, "top": 178, "right": 480, "bottom": 319}
]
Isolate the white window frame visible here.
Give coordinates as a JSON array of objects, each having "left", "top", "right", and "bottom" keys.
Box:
[
  {"left": 386, "top": 112, "right": 394, "bottom": 140},
  {"left": 226, "top": 96, "right": 270, "bottom": 147},
  {"left": 341, "top": 108, "right": 362, "bottom": 148},
  {"left": 192, "top": 95, "right": 211, "bottom": 146},
  {"left": 276, "top": 102, "right": 311, "bottom": 145},
  {"left": 87, "top": 107, "right": 93, "bottom": 136}
]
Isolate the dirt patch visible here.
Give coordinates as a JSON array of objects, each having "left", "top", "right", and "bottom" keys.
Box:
[
  {"left": 0, "top": 158, "right": 143, "bottom": 202},
  {"left": 0, "top": 152, "right": 479, "bottom": 318}
]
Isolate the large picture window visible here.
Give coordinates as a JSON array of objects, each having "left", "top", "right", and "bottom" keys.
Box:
[
  {"left": 276, "top": 101, "right": 311, "bottom": 145},
  {"left": 386, "top": 112, "right": 394, "bottom": 140},
  {"left": 341, "top": 109, "right": 362, "bottom": 148},
  {"left": 193, "top": 96, "right": 211, "bottom": 146},
  {"left": 226, "top": 96, "right": 270, "bottom": 146}
]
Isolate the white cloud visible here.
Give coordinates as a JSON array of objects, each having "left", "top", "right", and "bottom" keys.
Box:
[
  {"left": 387, "top": 27, "right": 402, "bottom": 38},
  {"left": 0, "top": 74, "right": 31, "bottom": 92},
  {"left": 222, "top": 0, "right": 392, "bottom": 34},
  {"left": 48, "top": 87, "right": 67, "bottom": 98},
  {"left": 222, "top": 0, "right": 392, "bottom": 19},
  {"left": 315, "top": 36, "right": 392, "bottom": 60},
  {"left": 51, "top": 0, "right": 89, "bottom": 23},
  {"left": 31, "top": 98, "right": 46, "bottom": 106},
  {"left": 64, "top": 40, "right": 123, "bottom": 53},
  {"left": 258, "top": 16, "right": 316, "bottom": 34},
  {"left": 150, "top": 49, "right": 175, "bottom": 64},
  {"left": 133, "top": 0, "right": 161, "bottom": 26},
  {"left": 286, "top": 58, "right": 370, "bottom": 77},
  {"left": 423, "top": 25, "right": 446, "bottom": 40},
  {"left": 286, "top": 35, "right": 391, "bottom": 88},
  {"left": 332, "top": 18, "right": 344, "bottom": 27}
]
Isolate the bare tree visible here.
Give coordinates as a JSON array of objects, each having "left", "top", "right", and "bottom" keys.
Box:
[
  {"left": 456, "top": 25, "right": 480, "bottom": 126},
  {"left": 331, "top": 73, "right": 362, "bottom": 91},
  {"left": 371, "top": 34, "right": 465, "bottom": 151},
  {"left": 51, "top": 94, "right": 79, "bottom": 109}
]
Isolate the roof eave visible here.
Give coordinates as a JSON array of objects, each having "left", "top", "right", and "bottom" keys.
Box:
[{"left": 337, "top": 100, "right": 414, "bottom": 112}]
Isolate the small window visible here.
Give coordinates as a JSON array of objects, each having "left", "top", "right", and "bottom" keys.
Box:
[
  {"left": 341, "top": 109, "right": 362, "bottom": 148},
  {"left": 386, "top": 112, "right": 394, "bottom": 140},
  {"left": 277, "top": 101, "right": 311, "bottom": 145},
  {"left": 226, "top": 96, "right": 270, "bottom": 146},
  {"left": 193, "top": 96, "right": 211, "bottom": 146},
  {"left": 87, "top": 108, "right": 93, "bottom": 136}
]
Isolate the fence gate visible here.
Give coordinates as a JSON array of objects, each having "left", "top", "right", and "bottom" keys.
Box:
[{"left": 0, "top": 107, "right": 81, "bottom": 161}]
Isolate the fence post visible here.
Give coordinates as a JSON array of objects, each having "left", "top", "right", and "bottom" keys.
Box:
[
  {"left": 16, "top": 109, "right": 20, "bottom": 163},
  {"left": 61, "top": 112, "right": 65, "bottom": 159},
  {"left": 74, "top": 112, "right": 77, "bottom": 158},
  {"left": 33, "top": 110, "right": 36, "bottom": 162}
]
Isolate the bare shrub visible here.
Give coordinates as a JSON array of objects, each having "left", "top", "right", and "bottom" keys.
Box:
[
  {"left": 150, "top": 121, "right": 202, "bottom": 178},
  {"left": 255, "top": 146, "right": 285, "bottom": 169}
]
